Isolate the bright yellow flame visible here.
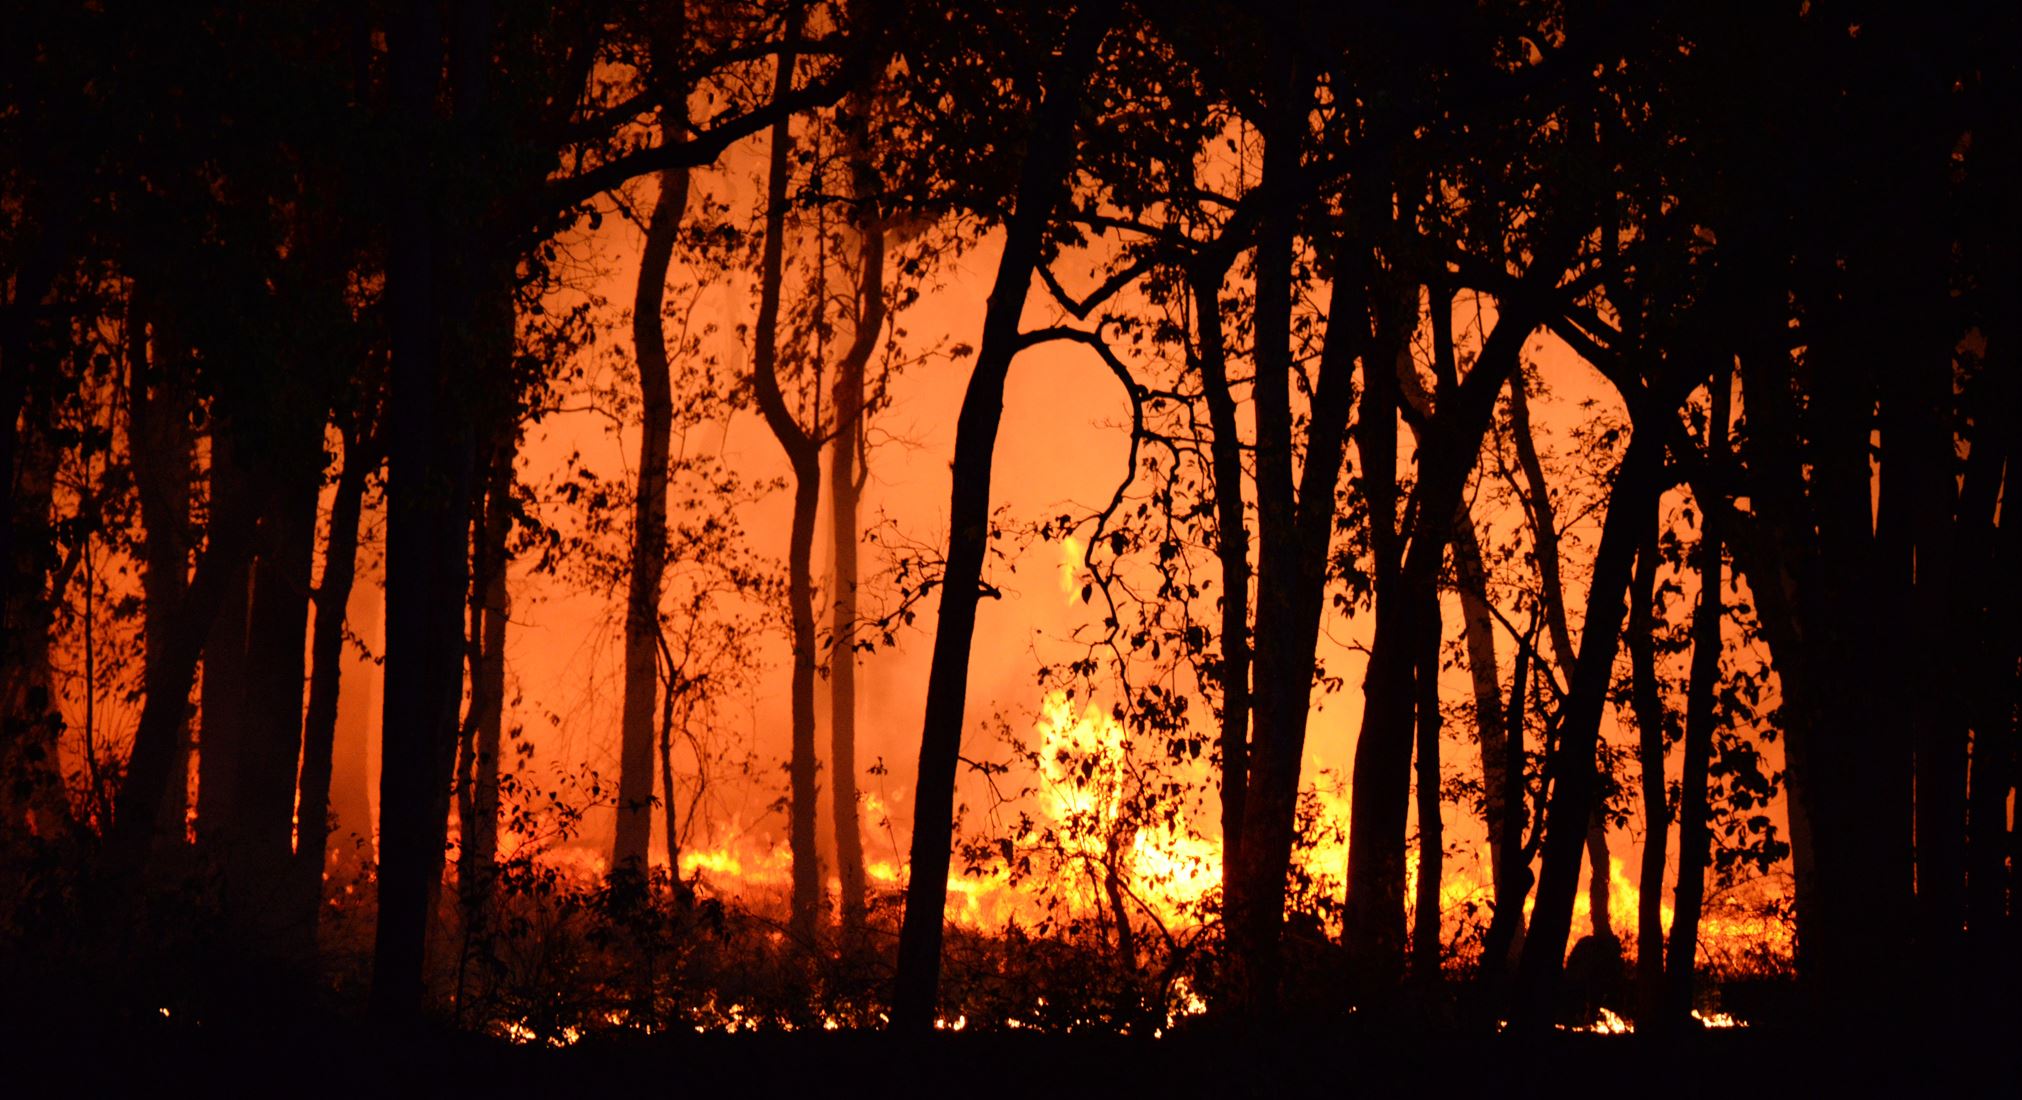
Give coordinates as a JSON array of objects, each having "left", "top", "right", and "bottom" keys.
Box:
[{"left": 1059, "top": 536, "right": 1084, "bottom": 603}]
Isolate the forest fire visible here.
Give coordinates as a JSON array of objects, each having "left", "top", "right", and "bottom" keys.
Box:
[{"left": 3, "top": 1, "right": 2014, "bottom": 1080}]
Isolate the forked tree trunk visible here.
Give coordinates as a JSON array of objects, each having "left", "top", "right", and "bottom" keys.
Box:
[
  {"left": 744, "top": 9, "right": 823, "bottom": 945},
  {"left": 1343, "top": 309, "right": 1533, "bottom": 1000}
]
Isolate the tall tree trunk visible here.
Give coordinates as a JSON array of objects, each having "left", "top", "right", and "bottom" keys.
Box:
[
  {"left": 196, "top": 447, "right": 253, "bottom": 855},
  {"left": 107, "top": 489, "right": 260, "bottom": 871},
  {"left": 828, "top": 84, "right": 885, "bottom": 937},
  {"left": 1664, "top": 363, "right": 1728, "bottom": 1027},
  {"left": 1343, "top": 309, "right": 1533, "bottom": 999},
  {"left": 1409, "top": 589, "right": 1444, "bottom": 978},
  {"left": 372, "top": 0, "right": 478, "bottom": 1023},
  {"left": 1512, "top": 431, "right": 1663, "bottom": 1031},
  {"left": 296, "top": 423, "right": 375, "bottom": 930},
  {"left": 1508, "top": 375, "right": 1577, "bottom": 680},
  {"left": 1585, "top": 814, "right": 1615, "bottom": 940},
  {"left": 230, "top": 447, "right": 321, "bottom": 960},
  {"left": 1450, "top": 518, "right": 1506, "bottom": 886},
  {"left": 743, "top": 9, "right": 823, "bottom": 946},
  {"left": 128, "top": 292, "right": 196, "bottom": 844},
  {"left": 891, "top": 2, "right": 1113, "bottom": 1031},
  {"left": 1227, "top": 77, "right": 1371, "bottom": 1012},
  {"left": 1190, "top": 268, "right": 1251, "bottom": 891},
  {"left": 1403, "top": 295, "right": 1512, "bottom": 936},
  {"left": 459, "top": 441, "right": 511, "bottom": 909},
  {"left": 1481, "top": 615, "right": 1537, "bottom": 982},
  {"left": 614, "top": 167, "right": 688, "bottom": 876},
  {"left": 1627, "top": 512, "right": 1669, "bottom": 1024},
  {"left": 328, "top": 557, "right": 380, "bottom": 873}
]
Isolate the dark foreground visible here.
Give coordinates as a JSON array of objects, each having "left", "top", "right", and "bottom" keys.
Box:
[{"left": 23, "top": 1014, "right": 2016, "bottom": 1099}]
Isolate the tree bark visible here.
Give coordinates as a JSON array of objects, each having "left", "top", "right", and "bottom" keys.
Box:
[
  {"left": 1343, "top": 309, "right": 1532, "bottom": 998},
  {"left": 1627, "top": 510, "right": 1669, "bottom": 1024},
  {"left": 828, "top": 83, "right": 885, "bottom": 937},
  {"left": 891, "top": 2, "right": 1113, "bottom": 1030},
  {"left": 744, "top": 7, "right": 823, "bottom": 946},
  {"left": 459, "top": 440, "right": 511, "bottom": 909},
  {"left": 1512, "top": 431, "right": 1663, "bottom": 1031},
  {"left": 1409, "top": 589, "right": 1444, "bottom": 978},
  {"left": 296, "top": 423, "right": 375, "bottom": 931},
  {"left": 196, "top": 447, "right": 253, "bottom": 855},
  {"left": 1451, "top": 519, "right": 1506, "bottom": 891},
  {"left": 127, "top": 291, "right": 196, "bottom": 844},
  {"left": 1664, "top": 363, "right": 1728, "bottom": 1027},
  {"left": 371, "top": 0, "right": 479, "bottom": 1023},
  {"left": 614, "top": 166, "right": 688, "bottom": 876},
  {"left": 1190, "top": 268, "right": 1251, "bottom": 890}
]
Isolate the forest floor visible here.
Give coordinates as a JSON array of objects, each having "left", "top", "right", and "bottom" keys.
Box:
[{"left": 33, "top": 1013, "right": 2017, "bottom": 1098}]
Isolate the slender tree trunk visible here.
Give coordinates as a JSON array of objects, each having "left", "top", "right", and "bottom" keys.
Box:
[
  {"left": 295, "top": 424, "right": 375, "bottom": 936},
  {"left": 1627, "top": 513, "right": 1669, "bottom": 1024},
  {"left": 658, "top": 661, "right": 685, "bottom": 891},
  {"left": 614, "top": 167, "right": 688, "bottom": 876},
  {"left": 1403, "top": 295, "right": 1510, "bottom": 919},
  {"left": 1664, "top": 362, "right": 1728, "bottom": 1027},
  {"left": 828, "top": 85, "right": 885, "bottom": 937},
  {"left": 1512, "top": 432, "right": 1663, "bottom": 1031},
  {"left": 328, "top": 558, "right": 380, "bottom": 873},
  {"left": 1190, "top": 269, "right": 1251, "bottom": 891},
  {"left": 1508, "top": 376, "right": 1577, "bottom": 680},
  {"left": 459, "top": 441, "right": 511, "bottom": 909},
  {"left": 1228, "top": 79, "right": 1371, "bottom": 1012},
  {"left": 743, "top": 9, "right": 823, "bottom": 945},
  {"left": 232, "top": 449, "right": 321, "bottom": 960},
  {"left": 196, "top": 448, "right": 253, "bottom": 854},
  {"left": 128, "top": 292, "right": 196, "bottom": 844},
  {"left": 107, "top": 490, "right": 260, "bottom": 870},
  {"left": 1481, "top": 616, "right": 1536, "bottom": 982},
  {"left": 1451, "top": 519, "right": 1507, "bottom": 891},
  {"left": 1343, "top": 310, "right": 1533, "bottom": 999},
  {"left": 892, "top": 2, "right": 1112, "bottom": 1030},
  {"left": 1410, "top": 589, "right": 1444, "bottom": 978}
]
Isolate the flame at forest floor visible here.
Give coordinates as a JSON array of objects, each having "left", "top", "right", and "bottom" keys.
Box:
[{"left": 463, "top": 690, "right": 1790, "bottom": 1040}]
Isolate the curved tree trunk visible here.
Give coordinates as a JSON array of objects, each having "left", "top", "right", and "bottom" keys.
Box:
[
  {"left": 744, "top": 6, "right": 823, "bottom": 945},
  {"left": 614, "top": 165, "right": 689, "bottom": 876},
  {"left": 891, "top": 2, "right": 1113, "bottom": 1030}
]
